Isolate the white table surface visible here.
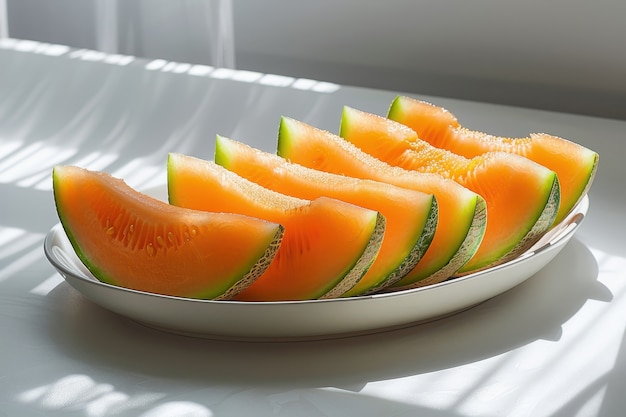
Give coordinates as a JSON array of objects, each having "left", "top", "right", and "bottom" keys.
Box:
[{"left": 1, "top": 39, "right": 625, "bottom": 417}]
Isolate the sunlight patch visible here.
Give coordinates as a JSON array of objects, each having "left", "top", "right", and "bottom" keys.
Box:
[
  {"left": 16, "top": 374, "right": 167, "bottom": 416},
  {"left": 0, "top": 245, "right": 43, "bottom": 283},
  {"left": 139, "top": 401, "right": 213, "bottom": 417},
  {"left": 30, "top": 274, "right": 65, "bottom": 296},
  {"left": 0, "top": 140, "right": 119, "bottom": 190}
]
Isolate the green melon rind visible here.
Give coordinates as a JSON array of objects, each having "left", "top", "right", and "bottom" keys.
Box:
[
  {"left": 276, "top": 116, "right": 487, "bottom": 288},
  {"left": 357, "top": 199, "right": 437, "bottom": 295},
  {"left": 214, "top": 135, "right": 438, "bottom": 295},
  {"left": 456, "top": 167, "right": 561, "bottom": 275},
  {"left": 53, "top": 165, "right": 284, "bottom": 300},
  {"left": 53, "top": 168, "right": 113, "bottom": 286},
  {"left": 203, "top": 225, "right": 285, "bottom": 300},
  {"left": 391, "top": 194, "right": 486, "bottom": 289},
  {"left": 576, "top": 151, "right": 598, "bottom": 207},
  {"left": 554, "top": 148, "right": 598, "bottom": 224},
  {"left": 327, "top": 212, "right": 387, "bottom": 298},
  {"left": 387, "top": 96, "right": 460, "bottom": 138},
  {"left": 167, "top": 154, "right": 387, "bottom": 300}
]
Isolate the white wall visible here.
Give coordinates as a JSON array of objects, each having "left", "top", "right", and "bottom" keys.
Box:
[{"left": 6, "top": 0, "right": 626, "bottom": 119}]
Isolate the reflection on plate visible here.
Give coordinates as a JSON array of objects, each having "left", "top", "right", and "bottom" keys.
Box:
[{"left": 44, "top": 195, "right": 588, "bottom": 342}]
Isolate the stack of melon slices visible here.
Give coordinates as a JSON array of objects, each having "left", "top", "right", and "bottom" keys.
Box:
[{"left": 52, "top": 96, "right": 598, "bottom": 301}]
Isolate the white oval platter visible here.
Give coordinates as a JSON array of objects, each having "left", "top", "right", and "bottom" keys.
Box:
[{"left": 44, "top": 194, "right": 588, "bottom": 342}]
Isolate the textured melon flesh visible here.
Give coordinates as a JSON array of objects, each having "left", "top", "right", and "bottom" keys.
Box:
[
  {"left": 214, "top": 135, "right": 437, "bottom": 296},
  {"left": 167, "top": 154, "right": 385, "bottom": 301},
  {"left": 52, "top": 165, "right": 284, "bottom": 300},
  {"left": 388, "top": 96, "right": 598, "bottom": 224},
  {"left": 339, "top": 107, "right": 560, "bottom": 273},
  {"left": 278, "top": 117, "right": 487, "bottom": 288}
]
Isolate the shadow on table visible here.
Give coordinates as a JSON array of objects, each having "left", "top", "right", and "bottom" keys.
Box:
[{"left": 44, "top": 238, "right": 607, "bottom": 389}]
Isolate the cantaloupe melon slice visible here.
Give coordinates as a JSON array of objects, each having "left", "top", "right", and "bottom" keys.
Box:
[
  {"left": 340, "top": 106, "right": 560, "bottom": 273},
  {"left": 167, "top": 153, "right": 386, "bottom": 301},
  {"left": 214, "top": 135, "right": 437, "bottom": 296},
  {"left": 388, "top": 95, "right": 598, "bottom": 224},
  {"left": 52, "top": 165, "right": 284, "bottom": 300},
  {"left": 277, "top": 117, "right": 487, "bottom": 288}
]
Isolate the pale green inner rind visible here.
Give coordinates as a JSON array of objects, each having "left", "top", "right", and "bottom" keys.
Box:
[
  {"left": 391, "top": 193, "right": 487, "bottom": 290},
  {"left": 327, "top": 212, "right": 387, "bottom": 299},
  {"left": 277, "top": 117, "right": 295, "bottom": 159},
  {"left": 348, "top": 195, "right": 438, "bottom": 296},
  {"left": 386, "top": 96, "right": 405, "bottom": 122},
  {"left": 203, "top": 226, "right": 285, "bottom": 300},
  {"left": 166, "top": 153, "right": 180, "bottom": 206},
  {"left": 214, "top": 134, "right": 233, "bottom": 169},
  {"left": 457, "top": 171, "right": 561, "bottom": 275},
  {"left": 556, "top": 151, "right": 598, "bottom": 224}
]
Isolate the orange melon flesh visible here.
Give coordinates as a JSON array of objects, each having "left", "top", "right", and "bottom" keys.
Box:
[
  {"left": 214, "top": 135, "right": 438, "bottom": 296},
  {"left": 167, "top": 153, "right": 386, "bottom": 301},
  {"left": 52, "top": 165, "right": 284, "bottom": 300},
  {"left": 388, "top": 95, "right": 598, "bottom": 224},
  {"left": 339, "top": 106, "right": 560, "bottom": 273},
  {"left": 277, "top": 117, "right": 487, "bottom": 288}
]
